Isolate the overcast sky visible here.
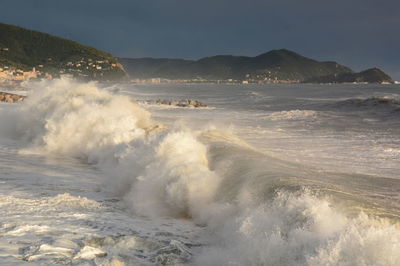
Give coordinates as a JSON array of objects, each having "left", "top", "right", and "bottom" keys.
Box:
[{"left": 1, "top": 0, "right": 399, "bottom": 79}]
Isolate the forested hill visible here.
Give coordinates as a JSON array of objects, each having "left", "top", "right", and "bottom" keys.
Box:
[
  {"left": 120, "top": 49, "right": 353, "bottom": 82},
  {"left": 0, "top": 23, "right": 126, "bottom": 80},
  {"left": 120, "top": 49, "right": 393, "bottom": 83},
  {"left": 0, "top": 22, "right": 392, "bottom": 84},
  {"left": 304, "top": 68, "right": 394, "bottom": 84}
]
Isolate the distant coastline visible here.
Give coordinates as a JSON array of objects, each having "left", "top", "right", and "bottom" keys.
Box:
[
  {"left": 128, "top": 77, "right": 398, "bottom": 85},
  {"left": 120, "top": 51, "right": 394, "bottom": 85},
  {"left": 0, "top": 22, "right": 395, "bottom": 85}
]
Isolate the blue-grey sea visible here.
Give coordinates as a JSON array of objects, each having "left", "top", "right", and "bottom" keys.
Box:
[{"left": 0, "top": 80, "right": 399, "bottom": 265}]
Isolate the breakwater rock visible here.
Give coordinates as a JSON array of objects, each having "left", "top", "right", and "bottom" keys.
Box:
[
  {"left": 0, "top": 92, "right": 26, "bottom": 103},
  {"left": 144, "top": 99, "right": 207, "bottom": 108}
]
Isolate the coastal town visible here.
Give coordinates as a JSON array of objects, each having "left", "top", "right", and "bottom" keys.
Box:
[
  {"left": 0, "top": 66, "right": 51, "bottom": 81},
  {"left": 0, "top": 57, "right": 122, "bottom": 83},
  {"left": 129, "top": 76, "right": 299, "bottom": 84},
  {"left": 0, "top": 41, "right": 125, "bottom": 88},
  {"left": 0, "top": 60, "right": 299, "bottom": 85}
]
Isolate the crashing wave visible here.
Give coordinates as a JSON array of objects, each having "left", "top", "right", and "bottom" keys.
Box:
[{"left": 3, "top": 78, "right": 400, "bottom": 265}]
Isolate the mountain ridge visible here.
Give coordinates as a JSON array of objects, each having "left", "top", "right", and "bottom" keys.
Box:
[
  {"left": 120, "top": 50, "right": 393, "bottom": 84},
  {"left": 0, "top": 22, "right": 393, "bottom": 84}
]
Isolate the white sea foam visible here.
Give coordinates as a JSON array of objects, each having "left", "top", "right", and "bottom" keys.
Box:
[
  {"left": 0, "top": 193, "right": 102, "bottom": 213},
  {"left": 266, "top": 110, "right": 318, "bottom": 120},
  {"left": 195, "top": 192, "right": 400, "bottom": 266},
  {"left": 3, "top": 78, "right": 400, "bottom": 265}
]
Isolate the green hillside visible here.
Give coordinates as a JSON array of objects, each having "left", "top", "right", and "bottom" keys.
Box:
[
  {"left": 0, "top": 23, "right": 126, "bottom": 80},
  {"left": 119, "top": 58, "right": 194, "bottom": 79},
  {"left": 305, "top": 68, "right": 394, "bottom": 84},
  {"left": 120, "top": 49, "right": 354, "bottom": 82}
]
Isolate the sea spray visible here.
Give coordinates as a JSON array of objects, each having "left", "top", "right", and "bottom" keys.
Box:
[
  {"left": 8, "top": 78, "right": 221, "bottom": 220},
  {"left": 13, "top": 78, "right": 151, "bottom": 162},
  {"left": 194, "top": 191, "right": 400, "bottom": 266},
  {"left": 4, "top": 78, "right": 400, "bottom": 265},
  {"left": 124, "top": 131, "right": 220, "bottom": 220}
]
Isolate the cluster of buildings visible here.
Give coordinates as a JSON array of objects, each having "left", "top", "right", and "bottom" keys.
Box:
[
  {"left": 129, "top": 78, "right": 238, "bottom": 84},
  {"left": 130, "top": 77, "right": 299, "bottom": 84},
  {"left": 0, "top": 67, "right": 52, "bottom": 81},
  {"left": 61, "top": 58, "right": 120, "bottom": 78},
  {"left": 0, "top": 57, "right": 120, "bottom": 82},
  {"left": 245, "top": 72, "right": 299, "bottom": 84},
  {"left": 0, "top": 44, "right": 121, "bottom": 83},
  {"left": 130, "top": 78, "right": 202, "bottom": 84},
  {"left": 129, "top": 70, "right": 299, "bottom": 84},
  {"left": 0, "top": 46, "right": 52, "bottom": 82}
]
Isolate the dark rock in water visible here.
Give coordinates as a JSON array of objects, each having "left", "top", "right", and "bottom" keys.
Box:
[
  {"left": 145, "top": 99, "right": 207, "bottom": 108},
  {"left": 175, "top": 99, "right": 207, "bottom": 107},
  {"left": 0, "top": 92, "right": 26, "bottom": 103}
]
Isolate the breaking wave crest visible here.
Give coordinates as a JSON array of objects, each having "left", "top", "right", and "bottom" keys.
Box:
[
  {"left": 12, "top": 78, "right": 151, "bottom": 161},
  {"left": 3, "top": 78, "right": 400, "bottom": 265},
  {"left": 6, "top": 78, "right": 220, "bottom": 221},
  {"left": 195, "top": 192, "right": 400, "bottom": 266}
]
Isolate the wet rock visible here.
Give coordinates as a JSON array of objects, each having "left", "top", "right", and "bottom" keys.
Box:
[
  {"left": 145, "top": 98, "right": 207, "bottom": 108},
  {"left": 0, "top": 92, "right": 26, "bottom": 103},
  {"left": 176, "top": 99, "right": 207, "bottom": 107}
]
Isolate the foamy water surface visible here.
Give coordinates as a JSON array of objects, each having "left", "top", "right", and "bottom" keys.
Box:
[{"left": 0, "top": 79, "right": 399, "bottom": 265}]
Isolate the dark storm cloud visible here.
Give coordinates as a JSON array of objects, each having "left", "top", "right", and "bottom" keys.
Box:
[{"left": 0, "top": 0, "right": 399, "bottom": 79}]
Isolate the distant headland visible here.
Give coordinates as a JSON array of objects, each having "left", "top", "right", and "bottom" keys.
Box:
[
  {"left": 120, "top": 51, "right": 394, "bottom": 84},
  {"left": 0, "top": 22, "right": 394, "bottom": 85}
]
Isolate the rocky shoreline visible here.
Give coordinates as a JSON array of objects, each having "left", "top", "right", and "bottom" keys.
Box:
[
  {"left": 0, "top": 92, "right": 208, "bottom": 108},
  {"left": 142, "top": 99, "right": 207, "bottom": 108},
  {"left": 0, "top": 92, "right": 26, "bottom": 103}
]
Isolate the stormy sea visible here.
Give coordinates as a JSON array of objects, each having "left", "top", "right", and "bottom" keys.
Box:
[{"left": 0, "top": 78, "right": 399, "bottom": 265}]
